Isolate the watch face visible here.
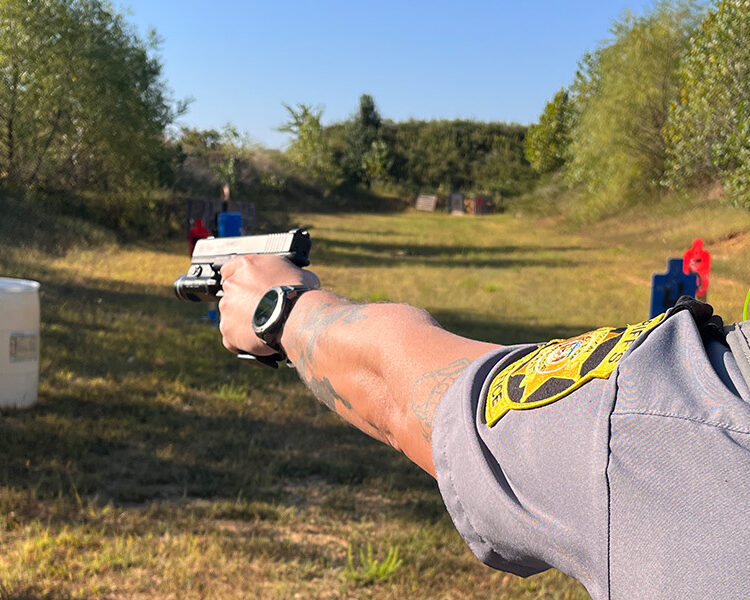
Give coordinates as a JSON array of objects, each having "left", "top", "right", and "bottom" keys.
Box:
[{"left": 253, "top": 289, "right": 280, "bottom": 328}]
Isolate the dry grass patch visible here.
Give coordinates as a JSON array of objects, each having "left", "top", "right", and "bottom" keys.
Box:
[{"left": 1, "top": 199, "right": 747, "bottom": 599}]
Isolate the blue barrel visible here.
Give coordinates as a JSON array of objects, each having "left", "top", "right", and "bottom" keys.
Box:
[{"left": 218, "top": 212, "right": 242, "bottom": 237}]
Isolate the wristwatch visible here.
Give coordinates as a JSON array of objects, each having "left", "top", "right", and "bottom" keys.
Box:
[{"left": 251, "top": 285, "right": 311, "bottom": 360}]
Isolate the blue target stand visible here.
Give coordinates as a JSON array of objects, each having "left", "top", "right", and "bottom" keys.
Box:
[
  {"left": 207, "top": 212, "right": 243, "bottom": 325},
  {"left": 649, "top": 258, "right": 698, "bottom": 318},
  {"left": 218, "top": 212, "right": 242, "bottom": 237}
]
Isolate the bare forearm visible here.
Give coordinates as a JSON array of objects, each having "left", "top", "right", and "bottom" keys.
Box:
[{"left": 282, "top": 290, "right": 500, "bottom": 476}]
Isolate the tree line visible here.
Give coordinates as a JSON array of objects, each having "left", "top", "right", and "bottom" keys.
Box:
[
  {"left": 278, "top": 95, "right": 536, "bottom": 202},
  {"left": 1, "top": 0, "right": 745, "bottom": 236},
  {"left": 525, "top": 0, "right": 749, "bottom": 211},
  {"left": 0, "top": 0, "right": 536, "bottom": 228}
]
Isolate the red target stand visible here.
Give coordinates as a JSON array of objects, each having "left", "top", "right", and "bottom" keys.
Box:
[{"left": 683, "top": 238, "right": 711, "bottom": 301}]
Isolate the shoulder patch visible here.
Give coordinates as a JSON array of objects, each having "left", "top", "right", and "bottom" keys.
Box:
[{"left": 485, "top": 314, "right": 665, "bottom": 427}]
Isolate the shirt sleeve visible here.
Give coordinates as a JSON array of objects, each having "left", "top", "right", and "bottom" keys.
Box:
[
  {"left": 431, "top": 345, "right": 615, "bottom": 598},
  {"left": 432, "top": 308, "right": 750, "bottom": 600}
]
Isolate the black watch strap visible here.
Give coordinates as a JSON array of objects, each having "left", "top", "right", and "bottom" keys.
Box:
[{"left": 253, "top": 285, "right": 311, "bottom": 358}]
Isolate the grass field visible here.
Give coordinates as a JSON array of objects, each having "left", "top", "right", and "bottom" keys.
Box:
[{"left": 1, "top": 198, "right": 749, "bottom": 599}]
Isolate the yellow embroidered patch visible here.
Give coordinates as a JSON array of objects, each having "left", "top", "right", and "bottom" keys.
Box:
[{"left": 485, "top": 313, "right": 665, "bottom": 427}]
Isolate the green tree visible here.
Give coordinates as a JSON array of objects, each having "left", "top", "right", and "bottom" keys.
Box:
[
  {"left": 663, "top": 0, "right": 750, "bottom": 207},
  {"left": 341, "top": 93, "right": 382, "bottom": 184},
  {"left": 278, "top": 102, "right": 335, "bottom": 184},
  {"left": 525, "top": 89, "right": 573, "bottom": 173},
  {"left": 566, "top": 2, "right": 703, "bottom": 209},
  {"left": 0, "top": 0, "right": 180, "bottom": 190},
  {"left": 384, "top": 119, "right": 533, "bottom": 196},
  {"left": 179, "top": 128, "right": 223, "bottom": 155},
  {"left": 210, "top": 123, "right": 254, "bottom": 195},
  {"left": 361, "top": 139, "right": 392, "bottom": 187},
  {"left": 476, "top": 133, "right": 538, "bottom": 199},
  {"left": 356, "top": 93, "right": 382, "bottom": 131}
]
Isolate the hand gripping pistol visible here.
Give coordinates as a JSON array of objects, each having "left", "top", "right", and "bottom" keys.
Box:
[{"left": 174, "top": 228, "right": 312, "bottom": 366}]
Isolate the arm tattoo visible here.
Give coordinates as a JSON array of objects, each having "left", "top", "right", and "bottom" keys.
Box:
[
  {"left": 305, "top": 375, "right": 352, "bottom": 412},
  {"left": 411, "top": 358, "right": 471, "bottom": 441},
  {"left": 292, "top": 301, "right": 367, "bottom": 413}
]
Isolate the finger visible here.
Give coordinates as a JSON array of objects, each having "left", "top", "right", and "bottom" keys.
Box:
[
  {"left": 302, "top": 270, "right": 321, "bottom": 290},
  {"left": 221, "top": 335, "right": 239, "bottom": 354},
  {"left": 220, "top": 256, "right": 247, "bottom": 279},
  {"left": 218, "top": 310, "right": 233, "bottom": 339}
]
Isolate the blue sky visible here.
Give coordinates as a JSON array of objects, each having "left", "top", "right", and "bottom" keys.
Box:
[{"left": 118, "top": 1, "right": 657, "bottom": 148}]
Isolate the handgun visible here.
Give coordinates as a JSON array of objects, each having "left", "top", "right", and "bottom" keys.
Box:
[
  {"left": 174, "top": 228, "right": 311, "bottom": 302},
  {"left": 174, "top": 228, "right": 312, "bottom": 367}
]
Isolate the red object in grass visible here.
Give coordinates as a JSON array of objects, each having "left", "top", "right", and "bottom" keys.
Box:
[
  {"left": 683, "top": 238, "right": 710, "bottom": 297},
  {"left": 189, "top": 218, "right": 210, "bottom": 256}
]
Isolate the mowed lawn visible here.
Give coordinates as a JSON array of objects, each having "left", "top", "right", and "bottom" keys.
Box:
[{"left": 1, "top": 204, "right": 748, "bottom": 599}]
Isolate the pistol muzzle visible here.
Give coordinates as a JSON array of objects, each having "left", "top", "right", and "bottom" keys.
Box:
[{"left": 173, "top": 269, "right": 222, "bottom": 302}]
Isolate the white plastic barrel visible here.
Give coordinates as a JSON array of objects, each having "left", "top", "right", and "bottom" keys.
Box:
[{"left": 0, "top": 277, "right": 40, "bottom": 408}]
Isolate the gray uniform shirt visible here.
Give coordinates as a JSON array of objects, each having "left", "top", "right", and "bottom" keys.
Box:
[{"left": 433, "top": 309, "right": 750, "bottom": 600}]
